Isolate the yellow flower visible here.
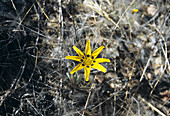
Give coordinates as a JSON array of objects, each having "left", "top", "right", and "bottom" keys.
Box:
[{"left": 65, "top": 40, "right": 110, "bottom": 81}]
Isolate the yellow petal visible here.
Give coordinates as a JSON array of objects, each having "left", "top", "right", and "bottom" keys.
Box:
[
  {"left": 65, "top": 56, "right": 81, "bottom": 62},
  {"left": 73, "top": 46, "right": 85, "bottom": 57},
  {"left": 70, "top": 63, "right": 84, "bottom": 74},
  {"left": 95, "top": 58, "right": 110, "bottom": 63},
  {"left": 85, "top": 40, "right": 91, "bottom": 56},
  {"left": 84, "top": 66, "right": 91, "bottom": 81},
  {"left": 132, "top": 9, "right": 139, "bottom": 14},
  {"left": 92, "top": 46, "right": 105, "bottom": 58},
  {"left": 91, "top": 63, "right": 106, "bottom": 73}
]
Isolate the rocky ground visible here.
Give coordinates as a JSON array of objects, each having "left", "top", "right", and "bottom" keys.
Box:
[{"left": 0, "top": 0, "right": 169, "bottom": 115}]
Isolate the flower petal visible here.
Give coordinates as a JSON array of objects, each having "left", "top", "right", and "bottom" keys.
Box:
[
  {"left": 70, "top": 63, "right": 84, "bottom": 74},
  {"left": 85, "top": 40, "right": 91, "bottom": 56},
  {"left": 84, "top": 66, "right": 91, "bottom": 81},
  {"left": 65, "top": 56, "right": 81, "bottom": 62},
  {"left": 92, "top": 63, "right": 106, "bottom": 73},
  {"left": 73, "top": 46, "right": 85, "bottom": 57},
  {"left": 92, "top": 46, "right": 105, "bottom": 58},
  {"left": 95, "top": 58, "right": 110, "bottom": 63}
]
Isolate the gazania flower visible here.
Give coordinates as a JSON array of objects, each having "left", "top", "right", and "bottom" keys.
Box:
[{"left": 65, "top": 40, "right": 110, "bottom": 81}]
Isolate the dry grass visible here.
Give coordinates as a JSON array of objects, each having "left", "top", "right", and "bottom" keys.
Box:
[{"left": 0, "top": 0, "right": 169, "bottom": 115}]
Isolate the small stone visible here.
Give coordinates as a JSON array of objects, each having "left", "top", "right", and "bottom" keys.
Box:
[{"left": 147, "top": 4, "right": 157, "bottom": 16}]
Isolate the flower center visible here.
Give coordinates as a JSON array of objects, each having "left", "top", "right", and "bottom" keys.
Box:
[{"left": 84, "top": 57, "right": 92, "bottom": 66}]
